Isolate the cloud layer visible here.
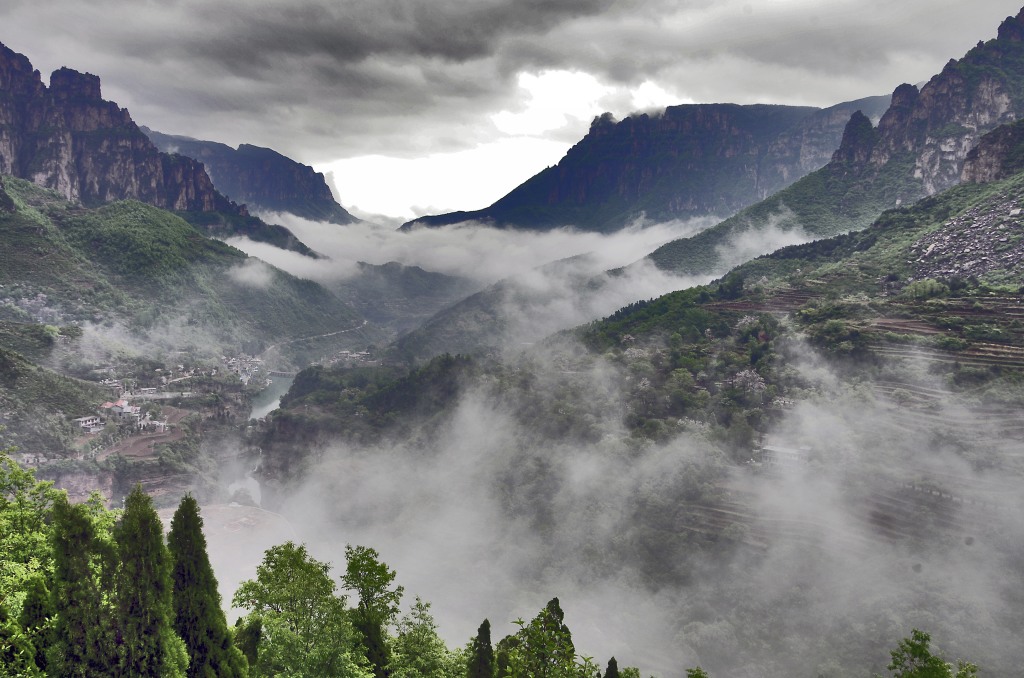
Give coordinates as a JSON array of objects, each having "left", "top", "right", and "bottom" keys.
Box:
[{"left": 3, "top": 0, "right": 1020, "bottom": 167}]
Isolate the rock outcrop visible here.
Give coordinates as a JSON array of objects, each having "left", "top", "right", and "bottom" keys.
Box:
[
  {"left": 831, "top": 8, "right": 1024, "bottom": 196},
  {"left": 960, "top": 117, "right": 1024, "bottom": 183},
  {"left": 0, "top": 42, "right": 230, "bottom": 212},
  {"left": 143, "top": 129, "right": 358, "bottom": 224},
  {"left": 404, "top": 95, "right": 890, "bottom": 233}
]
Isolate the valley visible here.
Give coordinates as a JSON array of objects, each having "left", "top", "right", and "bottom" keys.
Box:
[{"left": 3, "top": 6, "right": 1024, "bottom": 678}]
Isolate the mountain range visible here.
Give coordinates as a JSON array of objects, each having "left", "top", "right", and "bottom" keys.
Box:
[
  {"left": 402, "top": 95, "right": 890, "bottom": 233},
  {"left": 3, "top": 9, "right": 1024, "bottom": 676}
]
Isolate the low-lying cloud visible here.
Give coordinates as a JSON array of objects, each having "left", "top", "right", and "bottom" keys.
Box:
[
  {"left": 228, "top": 213, "right": 718, "bottom": 287},
  {"left": 199, "top": 332, "right": 1024, "bottom": 677}
]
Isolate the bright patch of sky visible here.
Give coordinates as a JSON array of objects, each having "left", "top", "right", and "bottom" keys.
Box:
[{"left": 320, "top": 71, "right": 694, "bottom": 223}]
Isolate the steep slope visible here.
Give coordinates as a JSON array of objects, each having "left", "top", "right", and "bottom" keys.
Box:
[
  {"left": 402, "top": 95, "right": 889, "bottom": 234},
  {"left": 0, "top": 177, "right": 363, "bottom": 357},
  {"left": 0, "top": 41, "right": 318, "bottom": 257},
  {"left": 142, "top": 128, "right": 358, "bottom": 225},
  {"left": 0, "top": 43, "right": 225, "bottom": 211},
  {"left": 649, "top": 8, "right": 1024, "bottom": 276}
]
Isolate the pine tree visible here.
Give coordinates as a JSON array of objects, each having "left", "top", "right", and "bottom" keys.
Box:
[
  {"left": 168, "top": 494, "right": 247, "bottom": 677},
  {"left": 467, "top": 619, "right": 495, "bottom": 678},
  {"left": 114, "top": 485, "right": 177, "bottom": 676},
  {"left": 604, "top": 657, "right": 620, "bottom": 678}
]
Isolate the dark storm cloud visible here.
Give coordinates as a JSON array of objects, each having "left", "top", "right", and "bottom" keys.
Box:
[{"left": 2, "top": 0, "right": 1022, "bottom": 162}]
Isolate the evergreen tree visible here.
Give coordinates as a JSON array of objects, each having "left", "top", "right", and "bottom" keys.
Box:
[
  {"left": 48, "top": 495, "right": 118, "bottom": 676},
  {"left": 467, "top": 619, "right": 495, "bottom": 678},
  {"left": 168, "top": 493, "right": 247, "bottom": 677},
  {"left": 604, "top": 657, "right": 620, "bottom": 678},
  {"left": 113, "top": 485, "right": 179, "bottom": 676}
]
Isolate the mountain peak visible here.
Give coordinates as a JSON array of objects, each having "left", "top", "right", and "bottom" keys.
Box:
[
  {"left": 49, "top": 67, "right": 101, "bottom": 100},
  {"left": 996, "top": 8, "right": 1024, "bottom": 42},
  {"left": 830, "top": 110, "right": 877, "bottom": 167}
]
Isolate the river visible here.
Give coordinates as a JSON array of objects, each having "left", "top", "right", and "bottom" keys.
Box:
[{"left": 248, "top": 376, "right": 295, "bottom": 420}]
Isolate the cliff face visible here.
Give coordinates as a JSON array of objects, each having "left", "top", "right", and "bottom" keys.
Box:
[
  {"left": 960, "top": 117, "right": 1024, "bottom": 183},
  {"left": 831, "top": 8, "right": 1024, "bottom": 196},
  {"left": 143, "top": 129, "right": 358, "bottom": 224},
  {"left": 405, "top": 95, "right": 889, "bottom": 233},
  {"left": 0, "top": 42, "right": 228, "bottom": 212}
]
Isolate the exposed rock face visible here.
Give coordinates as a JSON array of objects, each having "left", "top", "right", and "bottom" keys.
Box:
[
  {"left": 961, "top": 117, "right": 1024, "bottom": 183},
  {"left": 143, "top": 129, "right": 358, "bottom": 224},
  {"left": 404, "top": 95, "right": 890, "bottom": 233},
  {"left": 0, "top": 42, "right": 229, "bottom": 212},
  {"left": 832, "top": 8, "right": 1024, "bottom": 196}
]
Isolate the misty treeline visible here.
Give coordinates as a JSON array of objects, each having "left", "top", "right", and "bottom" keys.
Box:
[{"left": 1, "top": 451, "right": 980, "bottom": 677}]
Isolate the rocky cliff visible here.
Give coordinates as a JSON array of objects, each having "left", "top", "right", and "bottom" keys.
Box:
[
  {"left": 143, "top": 129, "right": 358, "bottom": 224},
  {"left": 649, "top": 7, "right": 1024, "bottom": 276},
  {"left": 961, "top": 116, "right": 1024, "bottom": 183},
  {"left": 403, "top": 95, "right": 889, "bottom": 233},
  {"left": 832, "top": 8, "right": 1024, "bottom": 196},
  {"left": 0, "top": 42, "right": 229, "bottom": 212}
]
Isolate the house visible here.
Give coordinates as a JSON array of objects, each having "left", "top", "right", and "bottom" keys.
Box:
[
  {"left": 72, "top": 415, "right": 104, "bottom": 434},
  {"left": 100, "top": 399, "right": 142, "bottom": 425}
]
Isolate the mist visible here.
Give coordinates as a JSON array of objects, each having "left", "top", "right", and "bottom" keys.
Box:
[
  {"left": 197, "top": 326, "right": 1024, "bottom": 677},
  {"left": 225, "top": 213, "right": 718, "bottom": 287}
]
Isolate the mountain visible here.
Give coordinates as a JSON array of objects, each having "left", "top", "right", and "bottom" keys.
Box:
[
  {"left": 649, "top": 8, "right": 1024, "bottom": 276},
  {"left": 0, "top": 42, "right": 227, "bottom": 212},
  {"left": 254, "top": 163, "right": 1024, "bottom": 676},
  {"left": 0, "top": 176, "right": 363, "bottom": 360},
  {"left": 401, "top": 95, "right": 890, "bottom": 233},
  {"left": 142, "top": 128, "right": 358, "bottom": 225},
  {"left": 0, "top": 41, "right": 320, "bottom": 257}
]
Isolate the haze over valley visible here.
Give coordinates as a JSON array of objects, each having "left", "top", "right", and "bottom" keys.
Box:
[{"left": 4, "top": 3, "right": 1024, "bottom": 677}]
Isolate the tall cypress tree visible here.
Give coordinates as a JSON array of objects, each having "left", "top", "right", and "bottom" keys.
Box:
[
  {"left": 114, "top": 485, "right": 175, "bottom": 676},
  {"left": 48, "top": 495, "right": 117, "bottom": 677},
  {"left": 168, "top": 494, "right": 247, "bottom": 677},
  {"left": 467, "top": 618, "right": 495, "bottom": 678},
  {"left": 604, "top": 656, "right": 620, "bottom": 678}
]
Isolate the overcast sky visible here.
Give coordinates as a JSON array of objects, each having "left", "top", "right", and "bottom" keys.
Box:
[{"left": 4, "top": 0, "right": 1023, "bottom": 221}]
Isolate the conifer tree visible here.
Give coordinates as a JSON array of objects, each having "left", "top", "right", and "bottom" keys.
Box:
[
  {"left": 48, "top": 495, "right": 117, "bottom": 676},
  {"left": 114, "top": 485, "right": 178, "bottom": 676},
  {"left": 168, "top": 493, "right": 247, "bottom": 677},
  {"left": 604, "top": 656, "right": 620, "bottom": 678},
  {"left": 467, "top": 619, "right": 495, "bottom": 678}
]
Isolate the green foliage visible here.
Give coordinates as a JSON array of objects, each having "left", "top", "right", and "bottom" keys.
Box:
[
  {"left": 390, "top": 597, "right": 463, "bottom": 678},
  {"left": 902, "top": 279, "right": 949, "bottom": 300},
  {"left": 503, "top": 598, "right": 597, "bottom": 678},
  {"left": 233, "top": 541, "right": 369, "bottom": 677},
  {"left": 168, "top": 494, "right": 247, "bottom": 677},
  {"left": 61, "top": 200, "right": 236, "bottom": 280},
  {"left": 343, "top": 544, "right": 404, "bottom": 678},
  {"left": 467, "top": 619, "right": 496, "bottom": 678},
  {"left": 885, "top": 629, "right": 977, "bottom": 678},
  {"left": 114, "top": 485, "right": 179, "bottom": 676},
  {"left": 48, "top": 494, "right": 119, "bottom": 676}
]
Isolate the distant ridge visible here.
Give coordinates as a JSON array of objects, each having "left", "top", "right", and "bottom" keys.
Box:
[
  {"left": 649, "top": 7, "right": 1024, "bottom": 276},
  {"left": 143, "top": 128, "right": 358, "bottom": 225},
  {"left": 0, "top": 41, "right": 319, "bottom": 257},
  {"left": 402, "top": 95, "right": 890, "bottom": 234}
]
